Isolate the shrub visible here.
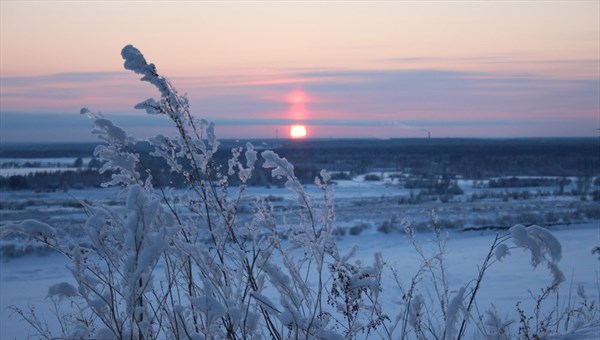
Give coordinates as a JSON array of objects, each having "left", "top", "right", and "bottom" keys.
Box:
[
  {"left": 333, "top": 227, "right": 347, "bottom": 237},
  {"left": 349, "top": 222, "right": 370, "bottom": 236},
  {"left": 330, "top": 172, "right": 352, "bottom": 180},
  {"left": 364, "top": 174, "right": 381, "bottom": 181},
  {"left": 377, "top": 216, "right": 402, "bottom": 234}
]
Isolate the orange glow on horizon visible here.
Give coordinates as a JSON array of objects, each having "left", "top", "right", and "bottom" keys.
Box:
[{"left": 290, "top": 125, "right": 307, "bottom": 138}]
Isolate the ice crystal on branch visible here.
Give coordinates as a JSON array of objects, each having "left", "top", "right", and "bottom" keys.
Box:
[
  {"left": 0, "top": 220, "right": 57, "bottom": 243},
  {"left": 122, "top": 44, "right": 189, "bottom": 122},
  {"left": 510, "top": 224, "right": 565, "bottom": 286}
]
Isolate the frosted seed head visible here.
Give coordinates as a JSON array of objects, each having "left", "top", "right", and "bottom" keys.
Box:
[
  {"left": 121, "top": 44, "right": 156, "bottom": 76},
  {"left": 495, "top": 243, "right": 510, "bottom": 261},
  {"left": 48, "top": 282, "right": 78, "bottom": 299}
]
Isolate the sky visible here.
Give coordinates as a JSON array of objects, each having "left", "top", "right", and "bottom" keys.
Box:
[{"left": 1, "top": 1, "right": 599, "bottom": 142}]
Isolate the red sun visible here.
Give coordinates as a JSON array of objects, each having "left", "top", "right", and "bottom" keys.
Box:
[{"left": 290, "top": 125, "right": 307, "bottom": 138}]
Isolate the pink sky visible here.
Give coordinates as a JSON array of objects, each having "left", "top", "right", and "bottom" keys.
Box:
[{"left": 1, "top": 2, "right": 598, "bottom": 141}]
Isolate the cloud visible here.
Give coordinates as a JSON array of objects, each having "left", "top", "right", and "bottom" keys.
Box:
[
  {"left": 1, "top": 72, "right": 125, "bottom": 83},
  {"left": 1, "top": 65, "right": 598, "bottom": 141},
  {"left": 384, "top": 55, "right": 511, "bottom": 63},
  {"left": 289, "top": 69, "right": 598, "bottom": 122}
]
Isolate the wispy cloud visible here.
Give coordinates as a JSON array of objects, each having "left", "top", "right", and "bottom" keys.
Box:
[
  {"left": 1, "top": 65, "right": 598, "bottom": 141},
  {"left": 1, "top": 72, "right": 125, "bottom": 84}
]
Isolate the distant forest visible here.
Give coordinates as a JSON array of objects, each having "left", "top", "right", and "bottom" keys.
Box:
[{"left": 1, "top": 138, "right": 598, "bottom": 191}]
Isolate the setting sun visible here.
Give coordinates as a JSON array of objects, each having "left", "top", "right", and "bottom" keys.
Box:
[{"left": 290, "top": 125, "right": 307, "bottom": 138}]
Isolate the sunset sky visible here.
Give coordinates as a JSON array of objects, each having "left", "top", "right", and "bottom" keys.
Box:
[{"left": 1, "top": 1, "right": 599, "bottom": 142}]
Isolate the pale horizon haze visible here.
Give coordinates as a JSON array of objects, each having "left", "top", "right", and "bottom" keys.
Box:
[{"left": 1, "top": 1, "right": 599, "bottom": 142}]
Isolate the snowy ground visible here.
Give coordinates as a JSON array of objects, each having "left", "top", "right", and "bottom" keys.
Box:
[
  {"left": 0, "top": 157, "right": 91, "bottom": 177},
  {"left": 1, "top": 222, "right": 598, "bottom": 339},
  {"left": 1, "top": 180, "right": 597, "bottom": 249},
  {"left": 0, "top": 183, "right": 598, "bottom": 339}
]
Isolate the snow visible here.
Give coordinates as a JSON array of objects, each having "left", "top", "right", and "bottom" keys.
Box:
[
  {"left": 0, "top": 159, "right": 598, "bottom": 338},
  {"left": 445, "top": 286, "right": 466, "bottom": 339},
  {"left": 0, "top": 254, "right": 75, "bottom": 338},
  {"left": 0, "top": 169, "right": 596, "bottom": 339},
  {"left": 1, "top": 219, "right": 56, "bottom": 240},
  {"left": 190, "top": 296, "right": 227, "bottom": 322},
  {"left": 1, "top": 221, "right": 598, "bottom": 339},
  {"left": 528, "top": 224, "right": 563, "bottom": 262},
  {"left": 261, "top": 151, "right": 294, "bottom": 178},
  {"left": 495, "top": 243, "right": 510, "bottom": 261},
  {"left": 93, "top": 118, "right": 131, "bottom": 145},
  {"left": 47, "top": 282, "right": 78, "bottom": 299},
  {"left": 510, "top": 224, "right": 564, "bottom": 281}
]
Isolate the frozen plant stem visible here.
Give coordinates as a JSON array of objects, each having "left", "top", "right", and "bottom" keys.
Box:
[{"left": 456, "top": 233, "right": 508, "bottom": 339}]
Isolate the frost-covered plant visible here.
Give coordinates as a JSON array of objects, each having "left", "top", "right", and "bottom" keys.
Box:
[
  {"left": 482, "top": 304, "right": 514, "bottom": 340},
  {"left": 2, "top": 45, "right": 386, "bottom": 339},
  {"left": 383, "top": 216, "right": 571, "bottom": 340},
  {"left": 2, "top": 45, "right": 593, "bottom": 340},
  {"left": 562, "top": 285, "right": 598, "bottom": 332}
]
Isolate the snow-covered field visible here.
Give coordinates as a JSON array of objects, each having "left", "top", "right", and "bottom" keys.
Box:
[
  {"left": 0, "top": 158, "right": 92, "bottom": 177},
  {"left": 1, "top": 222, "right": 598, "bottom": 339},
  {"left": 0, "top": 167, "right": 82, "bottom": 178},
  {"left": 0, "top": 158, "right": 91, "bottom": 167},
  {"left": 0, "top": 182, "right": 598, "bottom": 339}
]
